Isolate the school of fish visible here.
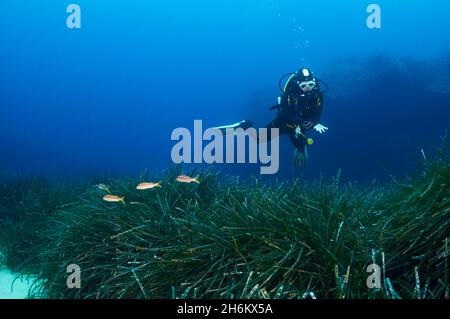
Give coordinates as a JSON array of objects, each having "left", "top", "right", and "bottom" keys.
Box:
[{"left": 99, "top": 175, "right": 200, "bottom": 204}]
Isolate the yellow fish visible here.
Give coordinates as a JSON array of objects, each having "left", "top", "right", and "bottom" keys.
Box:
[
  {"left": 136, "top": 182, "right": 162, "bottom": 190},
  {"left": 97, "top": 184, "right": 110, "bottom": 193},
  {"left": 103, "top": 195, "right": 125, "bottom": 204},
  {"left": 176, "top": 175, "right": 200, "bottom": 184}
]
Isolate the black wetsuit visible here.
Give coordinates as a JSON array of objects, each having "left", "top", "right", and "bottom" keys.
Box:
[{"left": 265, "top": 75, "right": 324, "bottom": 150}]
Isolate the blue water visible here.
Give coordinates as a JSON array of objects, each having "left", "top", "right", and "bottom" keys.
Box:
[{"left": 1, "top": 0, "right": 449, "bottom": 183}]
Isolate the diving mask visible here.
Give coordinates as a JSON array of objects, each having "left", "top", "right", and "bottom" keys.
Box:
[{"left": 299, "top": 80, "right": 316, "bottom": 91}]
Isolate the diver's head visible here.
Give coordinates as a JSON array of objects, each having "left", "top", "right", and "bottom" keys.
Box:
[{"left": 297, "top": 67, "right": 316, "bottom": 93}]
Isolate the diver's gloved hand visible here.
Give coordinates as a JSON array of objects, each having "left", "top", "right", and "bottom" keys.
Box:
[
  {"left": 293, "top": 147, "right": 308, "bottom": 167},
  {"left": 314, "top": 124, "right": 328, "bottom": 134}
]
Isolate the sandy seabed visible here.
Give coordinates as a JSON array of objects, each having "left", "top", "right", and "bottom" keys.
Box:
[{"left": 0, "top": 266, "right": 36, "bottom": 299}]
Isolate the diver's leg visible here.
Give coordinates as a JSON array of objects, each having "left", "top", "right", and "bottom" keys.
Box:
[
  {"left": 289, "top": 133, "right": 308, "bottom": 167},
  {"left": 258, "top": 117, "right": 289, "bottom": 144},
  {"left": 212, "top": 117, "right": 288, "bottom": 144},
  {"left": 212, "top": 120, "right": 253, "bottom": 135},
  {"left": 289, "top": 133, "right": 306, "bottom": 149}
]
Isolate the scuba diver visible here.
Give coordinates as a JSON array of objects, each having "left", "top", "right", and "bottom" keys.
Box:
[{"left": 214, "top": 67, "right": 329, "bottom": 167}]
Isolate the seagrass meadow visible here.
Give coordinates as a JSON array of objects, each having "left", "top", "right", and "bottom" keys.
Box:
[{"left": 0, "top": 144, "right": 448, "bottom": 299}]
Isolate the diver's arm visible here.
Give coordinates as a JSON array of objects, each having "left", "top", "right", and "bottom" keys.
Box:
[
  {"left": 311, "top": 92, "right": 328, "bottom": 133},
  {"left": 311, "top": 91, "right": 324, "bottom": 125},
  {"left": 301, "top": 92, "right": 326, "bottom": 132}
]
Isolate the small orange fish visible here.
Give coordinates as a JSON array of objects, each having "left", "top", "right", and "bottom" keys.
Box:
[
  {"left": 176, "top": 175, "right": 200, "bottom": 184},
  {"left": 103, "top": 195, "right": 125, "bottom": 204},
  {"left": 136, "top": 182, "right": 162, "bottom": 190}
]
